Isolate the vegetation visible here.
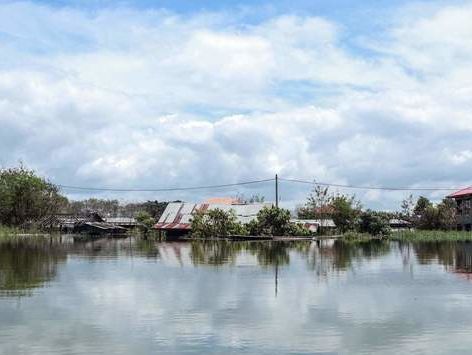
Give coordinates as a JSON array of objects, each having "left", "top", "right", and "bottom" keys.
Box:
[
  {"left": 358, "top": 210, "right": 391, "bottom": 236},
  {"left": 0, "top": 166, "right": 66, "bottom": 227},
  {"left": 66, "top": 198, "right": 170, "bottom": 220},
  {"left": 190, "top": 206, "right": 312, "bottom": 238},
  {"left": 191, "top": 208, "right": 247, "bottom": 238},
  {"left": 391, "top": 230, "right": 472, "bottom": 242},
  {"left": 331, "top": 195, "right": 362, "bottom": 233},
  {"left": 135, "top": 211, "right": 155, "bottom": 229},
  {"left": 297, "top": 185, "right": 333, "bottom": 220}
]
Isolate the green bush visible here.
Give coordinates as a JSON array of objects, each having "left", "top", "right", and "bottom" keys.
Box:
[
  {"left": 254, "top": 206, "right": 291, "bottom": 236},
  {"left": 285, "top": 222, "right": 312, "bottom": 237},
  {"left": 0, "top": 166, "right": 66, "bottom": 227},
  {"left": 135, "top": 211, "right": 156, "bottom": 233},
  {"left": 358, "top": 211, "right": 391, "bottom": 236},
  {"left": 190, "top": 208, "right": 248, "bottom": 238}
]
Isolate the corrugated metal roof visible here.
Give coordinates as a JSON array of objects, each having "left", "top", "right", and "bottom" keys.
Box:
[
  {"left": 448, "top": 187, "right": 472, "bottom": 198},
  {"left": 156, "top": 202, "right": 271, "bottom": 230}
]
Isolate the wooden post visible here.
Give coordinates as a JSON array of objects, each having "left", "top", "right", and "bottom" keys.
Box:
[{"left": 275, "top": 174, "right": 279, "bottom": 208}]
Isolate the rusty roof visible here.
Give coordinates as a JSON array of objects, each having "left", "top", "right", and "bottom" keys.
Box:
[
  {"left": 203, "top": 197, "right": 242, "bottom": 205},
  {"left": 155, "top": 202, "right": 271, "bottom": 230},
  {"left": 448, "top": 187, "right": 472, "bottom": 198}
]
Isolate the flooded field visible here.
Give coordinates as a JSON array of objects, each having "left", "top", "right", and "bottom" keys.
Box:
[{"left": 1, "top": 237, "right": 472, "bottom": 354}]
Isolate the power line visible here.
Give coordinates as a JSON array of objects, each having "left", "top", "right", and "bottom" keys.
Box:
[
  {"left": 56, "top": 176, "right": 462, "bottom": 194},
  {"left": 279, "top": 178, "right": 458, "bottom": 191},
  {"left": 58, "top": 178, "right": 275, "bottom": 192}
]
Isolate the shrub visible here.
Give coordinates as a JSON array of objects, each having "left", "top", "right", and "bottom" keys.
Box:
[
  {"left": 190, "top": 208, "right": 247, "bottom": 238},
  {"left": 254, "top": 206, "right": 291, "bottom": 236},
  {"left": 358, "top": 211, "right": 391, "bottom": 236}
]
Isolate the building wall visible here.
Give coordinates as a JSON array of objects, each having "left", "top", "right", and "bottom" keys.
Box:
[{"left": 456, "top": 197, "right": 472, "bottom": 230}]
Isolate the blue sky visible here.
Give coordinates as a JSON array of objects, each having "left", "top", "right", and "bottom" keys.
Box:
[{"left": 1, "top": 0, "right": 472, "bottom": 209}]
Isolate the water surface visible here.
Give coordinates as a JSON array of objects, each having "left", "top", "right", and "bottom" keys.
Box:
[{"left": 1, "top": 237, "right": 472, "bottom": 354}]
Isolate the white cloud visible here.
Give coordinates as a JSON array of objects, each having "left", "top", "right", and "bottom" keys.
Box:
[{"left": 1, "top": 2, "right": 472, "bottom": 208}]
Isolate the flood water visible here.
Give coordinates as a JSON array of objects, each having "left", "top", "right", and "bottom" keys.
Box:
[{"left": 1, "top": 237, "right": 472, "bottom": 354}]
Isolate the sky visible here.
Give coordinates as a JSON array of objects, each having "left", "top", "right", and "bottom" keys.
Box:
[{"left": 1, "top": 0, "right": 472, "bottom": 210}]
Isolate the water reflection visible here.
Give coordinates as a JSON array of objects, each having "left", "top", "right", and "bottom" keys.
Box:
[
  {"left": 4, "top": 237, "right": 472, "bottom": 299},
  {"left": 3, "top": 237, "right": 472, "bottom": 354},
  {"left": 189, "top": 241, "right": 298, "bottom": 267},
  {"left": 0, "top": 238, "right": 66, "bottom": 297},
  {"left": 401, "top": 241, "right": 472, "bottom": 279}
]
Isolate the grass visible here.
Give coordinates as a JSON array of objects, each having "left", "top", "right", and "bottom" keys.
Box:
[
  {"left": 390, "top": 230, "right": 472, "bottom": 242},
  {"left": 342, "top": 232, "right": 376, "bottom": 241},
  {"left": 338, "top": 230, "right": 472, "bottom": 243},
  {"left": 0, "top": 225, "right": 55, "bottom": 244},
  {"left": 0, "top": 225, "right": 20, "bottom": 238}
]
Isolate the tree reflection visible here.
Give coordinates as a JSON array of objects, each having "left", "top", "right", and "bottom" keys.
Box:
[
  {"left": 188, "top": 239, "right": 394, "bottom": 275},
  {"left": 306, "top": 239, "right": 392, "bottom": 276},
  {"left": 0, "top": 238, "right": 66, "bottom": 297},
  {"left": 189, "top": 241, "right": 307, "bottom": 267},
  {"left": 404, "top": 241, "right": 472, "bottom": 277}
]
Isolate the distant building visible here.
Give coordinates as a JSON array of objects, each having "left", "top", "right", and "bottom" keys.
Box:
[
  {"left": 104, "top": 217, "right": 140, "bottom": 229},
  {"left": 290, "top": 219, "right": 336, "bottom": 233},
  {"left": 154, "top": 201, "right": 271, "bottom": 238},
  {"left": 447, "top": 187, "right": 472, "bottom": 231},
  {"left": 203, "top": 197, "right": 242, "bottom": 205},
  {"left": 389, "top": 219, "right": 413, "bottom": 232},
  {"left": 39, "top": 212, "right": 127, "bottom": 235}
]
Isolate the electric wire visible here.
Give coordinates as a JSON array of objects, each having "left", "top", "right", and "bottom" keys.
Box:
[
  {"left": 279, "top": 178, "right": 458, "bottom": 191},
  {"left": 57, "top": 178, "right": 275, "bottom": 192}
]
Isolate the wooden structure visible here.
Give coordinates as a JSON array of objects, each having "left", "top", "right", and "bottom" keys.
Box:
[
  {"left": 39, "top": 212, "right": 127, "bottom": 235},
  {"left": 448, "top": 187, "right": 472, "bottom": 231}
]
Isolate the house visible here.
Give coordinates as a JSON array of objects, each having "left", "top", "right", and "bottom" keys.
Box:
[
  {"left": 154, "top": 201, "right": 271, "bottom": 238},
  {"left": 74, "top": 221, "right": 127, "bottom": 235},
  {"left": 104, "top": 217, "right": 140, "bottom": 229},
  {"left": 447, "top": 187, "right": 472, "bottom": 231},
  {"left": 389, "top": 218, "right": 413, "bottom": 231},
  {"left": 39, "top": 212, "right": 127, "bottom": 235},
  {"left": 290, "top": 219, "right": 336, "bottom": 233}
]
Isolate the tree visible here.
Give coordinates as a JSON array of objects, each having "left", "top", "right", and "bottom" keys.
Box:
[
  {"left": 359, "top": 210, "right": 391, "bottom": 236},
  {"left": 331, "top": 195, "right": 362, "bottom": 233},
  {"left": 400, "top": 194, "right": 415, "bottom": 220},
  {"left": 254, "top": 206, "right": 292, "bottom": 236},
  {"left": 437, "top": 198, "right": 457, "bottom": 230},
  {"left": 135, "top": 211, "right": 156, "bottom": 230},
  {"left": 297, "top": 184, "right": 332, "bottom": 220},
  {"left": 0, "top": 166, "right": 66, "bottom": 227},
  {"left": 190, "top": 208, "right": 247, "bottom": 238},
  {"left": 413, "top": 196, "right": 432, "bottom": 218}
]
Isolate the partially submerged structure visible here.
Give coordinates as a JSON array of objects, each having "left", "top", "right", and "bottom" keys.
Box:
[
  {"left": 155, "top": 202, "right": 271, "bottom": 238},
  {"left": 104, "top": 217, "right": 140, "bottom": 229},
  {"left": 290, "top": 219, "right": 336, "bottom": 234},
  {"left": 447, "top": 187, "right": 472, "bottom": 230},
  {"left": 39, "top": 212, "right": 128, "bottom": 235},
  {"left": 389, "top": 218, "right": 413, "bottom": 231}
]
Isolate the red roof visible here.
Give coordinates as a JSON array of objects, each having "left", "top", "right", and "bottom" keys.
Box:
[{"left": 448, "top": 187, "right": 472, "bottom": 198}]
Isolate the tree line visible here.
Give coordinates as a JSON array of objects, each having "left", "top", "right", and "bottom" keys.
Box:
[
  {"left": 295, "top": 185, "right": 457, "bottom": 236},
  {"left": 0, "top": 166, "right": 460, "bottom": 236},
  {"left": 0, "top": 166, "right": 170, "bottom": 228}
]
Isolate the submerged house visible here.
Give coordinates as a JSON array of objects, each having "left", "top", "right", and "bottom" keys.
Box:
[
  {"left": 40, "top": 212, "right": 127, "bottom": 235},
  {"left": 447, "top": 187, "right": 472, "bottom": 231},
  {"left": 104, "top": 217, "right": 140, "bottom": 229},
  {"left": 290, "top": 219, "right": 336, "bottom": 233},
  {"left": 154, "top": 201, "right": 271, "bottom": 238},
  {"left": 389, "top": 218, "right": 413, "bottom": 231}
]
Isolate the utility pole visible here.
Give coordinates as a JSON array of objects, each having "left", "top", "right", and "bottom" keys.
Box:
[{"left": 275, "top": 174, "right": 279, "bottom": 208}]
